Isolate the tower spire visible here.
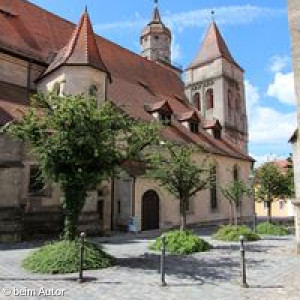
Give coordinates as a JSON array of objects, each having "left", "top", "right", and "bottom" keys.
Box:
[{"left": 211, "top": 10, "right": 215, "bottom": 22}]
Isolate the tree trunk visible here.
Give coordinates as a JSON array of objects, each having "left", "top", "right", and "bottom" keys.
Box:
[
  {"left": 63, "top": 186, "right": 86, "bottom": 240},
  {"left": 267, "top": 201, "right": 272, "bottom": 223},
  {"left": 233, "top": 204, "right": 238, "bottom": 226},
  {"left": 229, "top": 202, "right": 233, "bottom": 225},
  {"left": 180, "top": 199, "right": 187, "bottom": 231}
]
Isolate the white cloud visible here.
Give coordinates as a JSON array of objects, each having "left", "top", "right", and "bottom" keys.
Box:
[
  {"left": 268, "top": 55, "right": 290, "bottom": 73},
  {"left": 95, "top": 5, "right": 284, "bottom": 33},
  {"left": 171, "top": 34, "right": 182, "bottom": 62},
  {"left": 245, "top": 80, "right": 296, "bottom": 146},
  {"left": 245, "top": 80, "right": 259, "bottom": 111},
  {"left": 267, "top": 72, "right": 296, "bottom": 105}
]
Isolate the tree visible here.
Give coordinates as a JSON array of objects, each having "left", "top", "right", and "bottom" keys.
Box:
[
  {"left": 220, "top": 180, "right": 251, "bottom": 226},
  {"left": 255, "top": 162, "right": 287, "bottom": 222},
  {"left": 147, "top": 142, "right": 213, "bottom": 231},
  {"left": 285, "top": 154, "right": 295, "bottom": 198},
  {"left": 4, "top": 93, "right": 159, "bottom": 240}
]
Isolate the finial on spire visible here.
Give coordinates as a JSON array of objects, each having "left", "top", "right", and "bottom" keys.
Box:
[
  {"left": 84, "top": 5, "right": 88, "bottom": 13},
  {"left": 211, "top": 10, "right": 215, "bottom": 21}
]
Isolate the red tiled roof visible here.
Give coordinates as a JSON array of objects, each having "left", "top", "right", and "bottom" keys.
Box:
[
  {"left": 187, "top": 21, "right": 242, "bottom": 70},
  {"left": 0, "top": 0, "right": 252, "bottom": 162},
  {"left": 40, "top": 8, "right": 110, "bottom": 80},
  {"left": 176, "top": 110, "right": 200, "bottom": 122},
  {"left": 203, "top": 119, "right": 222, "bottom": 130}
]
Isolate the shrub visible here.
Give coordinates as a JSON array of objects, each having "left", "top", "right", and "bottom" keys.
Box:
[
  {"left": 213, "top": 225, "right": 260, "bottom": 242},
  {"left": 23, "top": 240, "right": 114, "bottom": 274},
  {"left": 149, "top": 230, "right": 213, "bottom": 255},
  {"left": 256, "top": 222, "right": 290, "bottom": 236}
]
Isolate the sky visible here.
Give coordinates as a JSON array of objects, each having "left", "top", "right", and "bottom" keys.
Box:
[{"left": 30, "top": 0, "right": 296, "bottom": 166}]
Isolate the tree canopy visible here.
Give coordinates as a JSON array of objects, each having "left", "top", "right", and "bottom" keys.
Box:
[
  {"left": 4, "top": 93, "right": 159, "bottom": 239},
  {"left": 147, "top": 142, "right": 213, "bottom": 230}
]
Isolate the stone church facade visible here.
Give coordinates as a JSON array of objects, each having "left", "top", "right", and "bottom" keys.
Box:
[{"left": 0, "top": 0, "right": 254, "bottom": 241}]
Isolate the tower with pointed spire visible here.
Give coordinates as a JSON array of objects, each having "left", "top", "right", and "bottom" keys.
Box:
[
  {"left": 140, "top": 1, "right": 171, "bottom": 64},
  {"left": 37, "top": 8, "right": 111, "bottom": 106},
  {"left": 185, "top": 20, "right": 248, "bottom": 153}
]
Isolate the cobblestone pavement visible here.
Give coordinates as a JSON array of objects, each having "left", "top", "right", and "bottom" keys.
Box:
[{"left": 0, "top": 232, "right": 299, "bottom": 300}]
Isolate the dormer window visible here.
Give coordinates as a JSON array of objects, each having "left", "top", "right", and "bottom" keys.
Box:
[
  {"left": 159, "top": 112, "right": 172, "bottom": 125},
  {"left": 190, "top": 122, "right": 199, "bottom": 133},
  {"left": 213, "top": 128, "right": 221, "bottom": 139},
  {"left": 176, "top": 110, "right": 201, "bottom": 133},
  {"left": 144, "top": 100, "right": 173, "bottom": 126}
]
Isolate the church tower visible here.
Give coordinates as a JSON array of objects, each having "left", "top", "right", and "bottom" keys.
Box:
[
  {"left": 37, "top": 8, "right": 111, "bottom": 106},
  {"left": 140, "top": 0, "right": 171, "bottom": 64},
  {"left": 185, "top": 20, "right": 248, "bottom": 153}
]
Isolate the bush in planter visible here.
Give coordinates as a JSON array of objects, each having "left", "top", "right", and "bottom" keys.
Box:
[
  {"left": 23, "top": 240, "right": 114, "bottom": 274},
  {"left": 213, "top": 225, "right": 260, "bottom": 242},
  {"left": 256, "top": 222, "right": 290, "bottom": 236},
  {"left": 149, "top": 230, "right": 213, "bottom": 255}
]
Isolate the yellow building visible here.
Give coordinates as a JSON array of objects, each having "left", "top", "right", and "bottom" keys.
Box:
[{"left": 255, "top": 160, "right": 294, "bottom": 219}]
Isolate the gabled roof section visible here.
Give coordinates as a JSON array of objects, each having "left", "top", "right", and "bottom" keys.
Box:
[
  {"left": 144, "top": 100, "right": 172, "bottom": 113},
  {"left": 203, "top": 119, "right": 222, "bottom": 130},
  {"left": 40, "top": 7, "right": 110, "bottom": 80},
  {"left": 187, "top": 21, "right": 242, "bottom": 71},
  {"left": 176, "top": 110, "right": 201, "bottom": 122}
]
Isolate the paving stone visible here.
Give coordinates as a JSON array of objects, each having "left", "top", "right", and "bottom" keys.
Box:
[{"left": 0, "top": 234, "right": 299, "bottom": 299}]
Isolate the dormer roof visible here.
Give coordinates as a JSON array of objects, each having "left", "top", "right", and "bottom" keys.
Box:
[
  {"left": 187, "top": 21, "right": 242, "bottom": 71},
  {"left": 39, "top": 8, "right": 110, "bottom": 81},
  {"left": 176, "top": 110, "right": 201, "bottom": 122}
]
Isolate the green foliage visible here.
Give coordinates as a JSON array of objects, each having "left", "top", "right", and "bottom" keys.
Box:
[
  {"left": 23, "top": 240, "right": 114, "bottom": 274},
  {"left": 255, "top": 162, "right": 292, "bottom": 222},
  {"left": 4, "top": 93, "right": 159, "bottom": 240},
  {"left": 147, "top": 142, "right": 213, "bottom": 230},
  {"left": 256, "top": 222, "right": 290, "bottom": 236},
  {"left": 220, "top": 180, "right": 251, "bottom": 225},
  {"left": 221, "top": 180, "right": 251, "bottom": 207},
  {"left": 213, "top": 225, "right": 261, "bottom": 242},
  {"left": 149, "top": 230, "right": 213, "bottom": 255}
]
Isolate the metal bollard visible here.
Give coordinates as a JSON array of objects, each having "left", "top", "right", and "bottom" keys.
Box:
[
  {"left": 240, "top": 235, "right": 249, "bottom": 288},
  {"left": 78, "top": 232, "right": 85, "bottom": 283},
  {"left": 160, "top": 234, "right": 167, "bottom": 286}
]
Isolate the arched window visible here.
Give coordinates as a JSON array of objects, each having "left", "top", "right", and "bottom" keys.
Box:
[
  {"left": 206, "top": 89, "right": 214, "bottom": 110},
  {"left": 193, "top": 93, "right": 201, "bottom": 111},
  {"left": 228, "top": 89, "right": 233, "bottom": 119},
  {"left": 52, "top": 82, "right": 61, "bottom": 96},
  {"left": 210, "top": 165, "right": 218, "bottom": 210},
  {"left": 89, "top": 84, "right": 98, "bottom": 97},
  {"left": 233, "top": 165, "right": 239, "bottom": 181}
]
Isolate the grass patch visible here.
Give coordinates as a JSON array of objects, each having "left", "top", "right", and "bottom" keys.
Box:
[
  {"left": 256, "top": 222, "right": 290, "bottom": 236},
  {"left": 149, "top": 230, "right": 213, "bottom": 255},
  {"left": 213, "top": 225, "right": 261, "bottom": 242},
  {"left": 23, "top": 240, "right": 114, "bottom": 274}
]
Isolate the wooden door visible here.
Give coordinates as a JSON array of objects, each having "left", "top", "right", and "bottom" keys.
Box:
[{"left": 142, "top": 190, "right": 159, "bottom": 231}]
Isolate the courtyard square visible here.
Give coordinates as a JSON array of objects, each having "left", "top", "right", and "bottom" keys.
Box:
[{"left": 0, "top": 231, "right": 299, "bottom": 300}]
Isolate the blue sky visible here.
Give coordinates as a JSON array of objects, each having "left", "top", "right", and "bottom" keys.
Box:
[{"left": 31, "top": 0, "right": 296, "bottom": 165}]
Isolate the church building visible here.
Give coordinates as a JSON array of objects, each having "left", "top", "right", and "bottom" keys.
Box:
[{"left": 0, "top": 0, "right": 254, "bottom": 241}]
